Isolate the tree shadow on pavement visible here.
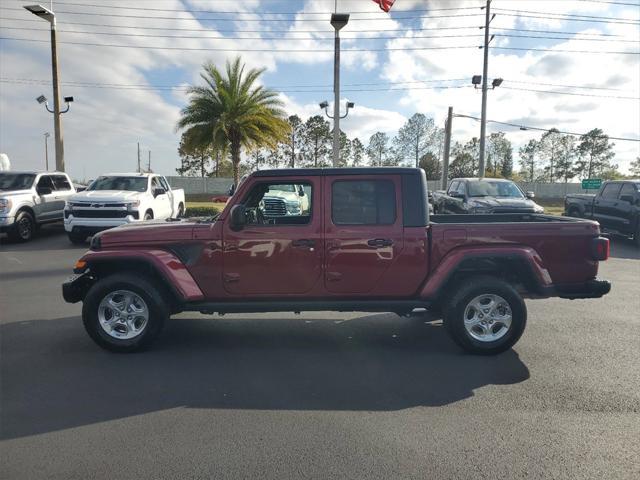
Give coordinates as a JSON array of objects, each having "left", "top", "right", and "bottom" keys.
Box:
[{"left": 0, "top": 313, "right": 530, "bottom": 440}]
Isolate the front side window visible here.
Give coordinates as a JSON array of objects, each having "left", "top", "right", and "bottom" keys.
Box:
[
  {"left": 88, "top": 176, "right": 149, "bottom": 192},
  {"left": 37, "top": 175, "right": 54, "bottom": 191},
  {"left": 332, "top": 180, "right": 396, "bottom": 225},
  {"left": 242, "top": 182, "right": 312, "bottom": 226},
  {"left": 601, "top": 183, "right": 621, "bottom": 200},
  {"left": 619, "top": 183, "right": 636, "bottom": 200},
  {"left": 448, "top": 181, "right": 459, "bottom": 194}
]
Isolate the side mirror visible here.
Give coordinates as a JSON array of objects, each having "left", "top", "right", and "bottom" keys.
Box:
[
  {"left": 230, "top": 204, "right": 247, "bottom": 230},
  {"left": 298, "top": 186, "right": 305, "bottom": 197},
  {"left": 228, "top": 184, "right": 236, "bottom": 196},
  {"left": 620, "top": 194, "right": 634, "bottom": 204},
  {"left": 526, "top": 191, "right": 535, "bottom": 199},
  {"left": 37, "top": 186, "right": 52, "bottom": 195},
  {"left": 153, "top": 187, "right": 166, "bottom": 197}
]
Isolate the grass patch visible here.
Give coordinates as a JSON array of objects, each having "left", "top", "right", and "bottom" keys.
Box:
[{"left": 185, "top": 202, "right": 224, "bottom": 217}]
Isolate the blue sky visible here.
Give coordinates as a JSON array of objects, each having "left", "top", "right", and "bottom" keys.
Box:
[{"left": 1, "top": 0, "right": 638, "bottom": 180}]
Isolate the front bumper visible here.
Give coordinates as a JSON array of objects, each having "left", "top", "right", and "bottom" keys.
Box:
[
  {"left": 64, "top": 215, "right": 138, "bottom": 233},
  {"left": 556, "top": 279, "right": 612, "bottom": 299},
  {"left": 62, "top": 273, "right": 95, "bottom": 303},
  {"left": 0, "top": 215, "right": 15, "bottom": 231}
]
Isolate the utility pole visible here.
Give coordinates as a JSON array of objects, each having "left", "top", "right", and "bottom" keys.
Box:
[
  {"left": 478, "top": 0, "right": 492, "bottom": 178},
  {"left": 330, "top": 13, "right": 349, "bottom": 167},
  {"left": 50, "top": 14, "right": 64, "bottom": 172},
  {"left": 442, "top": 107, "right": 453, "bottom": 190},
  {"left": 43, "top": 132, "right": 50, "bottom": 171},
  {"left": 147, "top": 150, "right": 151, "bottom": 172},
  {"left": 137, "top": 142, "right": 141, "bottom": 172}
]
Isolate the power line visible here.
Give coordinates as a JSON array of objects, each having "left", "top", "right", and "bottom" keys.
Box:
[
  {"left": 2, "top": 25, "right": 637, "bottom": 43},
  {"left": 44, "top": 2, "right": 480, "bottom": 15},
  {"left": 577, "top": 0, "right": 640, "bottom": 6},
  {"left": 454, "top": 114, "right": 640, "bottom": 142},
  {"left": 0, "top": 7, "right": 485, "bottom": 22},
  {"left": 2, "top": 76, "right": 637, "bottom": 98},
  {"left": 2, "top": 35, "right": 638, "bottom": 55},
  {"left": 494, "top": 8, "right": 640, "bottom": 22},
  {"left": 501, "top": 86, "right": 639, "bottom": 100},
  {"left": 2, "top": 17, "right": 632, "bottom": 38},
  {"left": 496, "top": 12, "right": 639, "bottom": 25}
]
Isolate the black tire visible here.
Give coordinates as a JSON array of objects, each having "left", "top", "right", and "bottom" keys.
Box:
[
  {"left": 567, "top": 206, "right": 581, "bottom": 218},
  {"left": 8, "top": 210, "right": 35, "bottom": 242},
  {"left": 443, "top": 275, "right": 527, "bottom": 355},
  {"left": 68, "top": 231, "right": 87, "bottom": 245},
  {"left": 82, "top": 273, "right": 168, "bottom": 353},
  {"left": 634, "top": 223, "right": 640, "bottom": 249},
  {"left": 176, "top": 203, "right": 185, "bottom": 218},
  {"left": 143, "top": 210, "right": 153, "bottom": 221}
]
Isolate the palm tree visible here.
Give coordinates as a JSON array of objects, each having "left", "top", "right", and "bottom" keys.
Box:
[{"left": 176, "top": 57, "right": 290, "bottom": 185}]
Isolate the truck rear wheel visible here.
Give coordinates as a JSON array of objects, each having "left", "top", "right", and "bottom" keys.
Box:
[
  {"left": 82, "top": 273, "right": 168, "bottom": 352},
  {"left": 443, "top": 276, "right": 527, "bottom": 355},
  {"left": 567, "top": 206, "right": 581, "bottom": 218}
]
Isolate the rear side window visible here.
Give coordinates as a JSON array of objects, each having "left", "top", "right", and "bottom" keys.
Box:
[
  {"left": 619, "top": 183, "right": 636, "bottom": 200},
  {"left": 332, "top": 180, "right": 396, "bottom": 225},
  {"left": 601, "top": 183, "right": 621, "bottom": 199},
  {"left": 52, "top": 175, "right": 71, "bottom": 190}
]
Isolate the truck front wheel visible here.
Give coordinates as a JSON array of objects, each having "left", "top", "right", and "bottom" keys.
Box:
[
  {"left": 82, "top": 273, "right": 168, "bottom": 352},
  {"left": 443, "top": 276, "right": 527, "bottom": 355}
]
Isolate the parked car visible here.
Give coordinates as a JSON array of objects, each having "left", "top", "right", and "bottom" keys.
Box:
[
  {"left": 63, "top": 167, "right": 610, "bottom": 355},
  {"left": 432, "top": 178, "right": 544, "bottom": 214},
  {"left": 565, "top": 180, "right": 640, "bottom": 247},
  {"left": 0, "top": 171, "right": 76, "bottom": 242},
  {"left": 63, "top": 173, "right": 185, "bottom": 244}
]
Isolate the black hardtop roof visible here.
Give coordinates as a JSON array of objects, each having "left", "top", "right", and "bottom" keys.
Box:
[{"left": 251, "top": 167, "right": 422, "bottom": 178}]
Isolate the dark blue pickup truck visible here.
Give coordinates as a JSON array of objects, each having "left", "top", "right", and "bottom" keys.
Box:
[{"left": 565, "top": 180, "right": 640, "bottom": 247}]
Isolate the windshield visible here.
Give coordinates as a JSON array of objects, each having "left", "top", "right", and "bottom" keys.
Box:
[
  {"left": 88, "top": 176, "right": 148, "bottom": 192},
  {"left": 0, "top": 173, "right": 36, "bottom": 191},
  {"left": 468, "top": 181, "right": 524, "bottom": 198}
]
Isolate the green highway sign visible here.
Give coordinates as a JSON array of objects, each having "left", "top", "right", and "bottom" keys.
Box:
[{"left": 582, "top": 179, "right": 602, "bottom": 190}]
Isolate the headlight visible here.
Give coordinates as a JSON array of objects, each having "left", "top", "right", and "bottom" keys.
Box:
[
  {"left": 472, "top": 206, "right": 493, "bottom": 214},
  {"left": 285, "top": 200, "right": 301, "bottom": 214},
  {"left": 125, "top": 200, "right": 140, "bottom": 211},
  {"left": 0, "top": 198, "right": 11, "bottom": 213},
  {"left": 534, "top": 205, "right": 545, "bottom": 213}
]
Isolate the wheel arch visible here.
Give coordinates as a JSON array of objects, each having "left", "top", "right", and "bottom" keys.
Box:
[{"left": 421, "top": 247, "right": 553, "bottom": 306}]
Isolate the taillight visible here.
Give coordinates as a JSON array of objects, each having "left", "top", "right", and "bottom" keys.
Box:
[{"left": 591, "top": 237, "right": 609, "bottom": 261}]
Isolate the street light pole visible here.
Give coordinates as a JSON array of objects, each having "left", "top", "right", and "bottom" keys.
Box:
[
  {"left": 24, "top": 4, "right": 65, "bottom": 172},
  {"left": 478, "top": 0, "right": 492, "bottom": 178},
  {"left": 330, "top": 13, "right": 349, "bottom": 167},
  {"left": 44, "top": 132, "right": 50, "bottom": 171}
]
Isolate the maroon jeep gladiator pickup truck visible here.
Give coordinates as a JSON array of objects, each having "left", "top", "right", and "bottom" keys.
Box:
[{"left": 63, "top": 168, "right": 611, "bottom": 355}]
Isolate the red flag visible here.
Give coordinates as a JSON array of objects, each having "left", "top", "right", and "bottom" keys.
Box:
[{"left": 373, "top": 0, "right": 395, "bottom": 13}]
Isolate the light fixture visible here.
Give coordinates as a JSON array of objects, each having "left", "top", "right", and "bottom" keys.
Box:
[
  {"left": 64, "top": 96, "right": 74, "bottom": 103},
  {"left": 330, "top": 13, "right": 350, "bottom": 31},
  {"left": 492, "top": 78, "right": 503, "bottom": 88},
  {"left": 346, "top": 101, "right": 355, "bottom": 109},
  {"left": 23, "top": 4, "right": 54, "bottom": 23},
  {"left": 319, "top": 100, "right": 329, "bottom": 109},
  {"left": 472, "top": 75, "right": 482, "bottom": 86},
  {"left": 36, "top": 94, "right": 47, "bottom": 104}
]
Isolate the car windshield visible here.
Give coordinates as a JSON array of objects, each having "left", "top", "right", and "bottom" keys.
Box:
[
  {"left": 468, "top": 181, "right": 524, "bottom": 198},
  {"left": 0, "top": 173, "right": 36, "bottom": 191},
  {"left": 88, "top": 176, "right": 148, "bottom": 192},
  {"left": 268, "top": 184, "right": 296, "bottom": 193}
]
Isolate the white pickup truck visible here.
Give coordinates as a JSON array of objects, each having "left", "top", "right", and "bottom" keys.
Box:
[{"left": 64, "top": 173, "right": 185, "bottom": 244}]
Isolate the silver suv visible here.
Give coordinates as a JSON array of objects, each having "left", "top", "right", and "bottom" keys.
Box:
[{"left": 0, "top": 171, "right": 76, "bottom": 242}]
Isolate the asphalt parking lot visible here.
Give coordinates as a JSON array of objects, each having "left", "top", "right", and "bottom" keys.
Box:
[{"left": 1, "top": 224, "right": 639, "bottom": 480}]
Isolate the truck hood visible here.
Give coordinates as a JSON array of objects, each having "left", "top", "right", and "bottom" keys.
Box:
[
  {"left": 96, "top": 218, "right": 206, "bottom": 247},
  {"left": 0, "top": 189, "right": 32, "bottom": 198},
  {"left": 69, "top": 190, "right": 144, "bottom": 203},
  {"left": 470, "top": 197, "right": 542, "bottom": 211}
]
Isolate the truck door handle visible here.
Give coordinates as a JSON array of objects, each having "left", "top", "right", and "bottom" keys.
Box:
[
  {"left": 367, "top": 238, "right": 393, "bottom": 248},
  {"left": 292, "top": 239, "right": 315, "bottom": 248}
]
